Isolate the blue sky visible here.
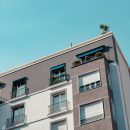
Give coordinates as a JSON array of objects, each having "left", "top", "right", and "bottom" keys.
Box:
[{"left": 0, "top": 0, "right": 130, "bottom": 72}]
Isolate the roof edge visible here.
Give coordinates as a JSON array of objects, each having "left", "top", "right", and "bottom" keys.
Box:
[
  {"left": 0, "top": 32, "right": 113, "bottom": 77},
  {"left": 112, "top": 34, "right": 130, "bottom": 72}
]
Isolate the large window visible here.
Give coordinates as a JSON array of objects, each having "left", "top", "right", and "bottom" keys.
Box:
[
  {"left": 80, "top": 100, "right": 104, "bottom": 124},
  {"left": 12, "top": 77, "right": 28, "bottom": 98},
  {"left": 50, "top": 64, "right": 68, "bottom": 85},
  {"left": 6, "top": 104, "right": 26, "bottom": 128},
  {"left": 51, "top": 120, "right": 66, "bottom": 130},
  {"left": 12, "top": 105, "right": 25, "bottom": 122},
  {"left": 79, "top": 70, "right": 101, "bottom": 93},
  {"left": 49, "top": 91, "right": 67, "bottom": 114},
  {"left": 53, "top": 92, "right": 66, "bottom": 104}
]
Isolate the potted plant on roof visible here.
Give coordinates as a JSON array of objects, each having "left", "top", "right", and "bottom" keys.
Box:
[
  {"left": 95, "top": 52, "right": 104, "bottom": 58},
  {"left": 100, "top": 24, "right": 109, "bottom": 34},
  {"left": 72, "top": 59, "right": 81, "bottom": 67},
  {"left": 84, "top": 55, "right": 91, "bottom": 63}
]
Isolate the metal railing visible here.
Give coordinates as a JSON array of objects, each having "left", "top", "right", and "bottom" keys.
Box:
[
  {"left": 79, "top": 80, "right": 101, "bottom": 93},
  {"left": 6, "top": 114, "right": 27, "bottom": 128},
  {"left": 81, "top": 114, "right": 104, "bottom": 124},
  {"left": 49, "top": 74, "right": 69, "bottom": 86},
  {"left": 12, "top": 87, "right": 29, "bottom": 99},
  {"left": 48, "top": 100, "right": 68, "bottom": 114},
  {"left": 72, "top": 54, "right": 104, "bottom": 68},
  {"left": 0, "top": 97, "right": 7, "bottom": 104}
]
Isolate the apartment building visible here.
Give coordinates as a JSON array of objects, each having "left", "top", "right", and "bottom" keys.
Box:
[{"left": 0, "top": 32, "right": 130, "bottom": 130}]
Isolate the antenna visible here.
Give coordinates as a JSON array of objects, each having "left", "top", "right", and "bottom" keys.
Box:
[{"left": 71, "top": 42, "right": 73, "bottom": 47}]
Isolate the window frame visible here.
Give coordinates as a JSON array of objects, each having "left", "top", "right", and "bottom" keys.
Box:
[
  {"left": 49, "top": 89, "right": 68, "bottom": 114},
  {"left": 79, "top": 99, "right": 105, "bottom": 125},
  {"left": 78, "top": 69, "right": 102, "bottom": 93},
  {"left": 51, "top": 89, "right": 67, "bottom": 104},
  {"left": 12, "top": 77, "right": 28, "bottom": 98},
  {"left": 11, "top": 103, "right": 25, "bottom": 122},
  {"left": 50, "top": 119, "right": 67, "bottom": 130},
  {"left": 50, "top": 63, "right": 66, "bottom": 77}
]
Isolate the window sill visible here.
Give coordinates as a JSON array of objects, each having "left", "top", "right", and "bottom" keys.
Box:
[
  {"left": 6, "top": 122, "right": 26, "bottom": 130},
  {"left": 80, "top": 114, "right": 104, "bottom": 125},
  {"left": 48, "top": 80, "right": 69, "bottom": 90},
  {"left": 79, "top": 85, "right": 101, "bottom": 93},
  {"left": 9, "top": 94, "right": 28, "bottom": 103},
  {"left": 48, "top": 109, "right": 69, "bottom": 118}
]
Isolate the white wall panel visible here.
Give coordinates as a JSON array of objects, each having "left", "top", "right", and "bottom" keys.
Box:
[{"left": 0, "top": 82, "right": 74, "bottom": 130}]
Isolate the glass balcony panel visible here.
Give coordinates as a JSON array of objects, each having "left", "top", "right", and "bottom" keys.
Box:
[
  {"left": 49, "top": 100, "right": 68, "bottom": 114},
  {"left": 6, "top": 114, "right": 27, "bottom": 128}
]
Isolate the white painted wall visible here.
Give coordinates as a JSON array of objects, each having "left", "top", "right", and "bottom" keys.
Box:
[
  {"left": 13, "top": 113, "right": 74, "bottom": 130},
  {"left": 0, "top": 82, "right": 74, "bottom": 130}
]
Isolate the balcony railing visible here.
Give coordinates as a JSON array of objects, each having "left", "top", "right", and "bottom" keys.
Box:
[
  {"left": 6, "top": 114, "right": 27, "bottom": 128},
  {"left": 81, "top": 113, "right": 104, "bottom": 124},
  {"left": 0, "top": 97, "right": 7, "bottom": 104},
  {"left": 48, "top": 100, "right": 68, "bottom": 115},
  {"left": 49, "top": 74, "right": 69, "bottom": 86},
  {"left": 72, "top": 53, "right": 104, "bottom": 68},
  {"left": 79, "top": 80, "right": 101, "bottom": 93},
  {"left": 12, "top": 87, "right": 29, "bottom": 99}
]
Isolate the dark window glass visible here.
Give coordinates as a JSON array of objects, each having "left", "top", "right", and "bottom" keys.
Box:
[{"left": 50, "top": 64, "right": 67, "bottom": 85}]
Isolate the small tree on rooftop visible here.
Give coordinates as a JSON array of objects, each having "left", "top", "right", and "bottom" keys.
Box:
[{"left": 100, "top": 24, "right": 109, "bottom": 34}]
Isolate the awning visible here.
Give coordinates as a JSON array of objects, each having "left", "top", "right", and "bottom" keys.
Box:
[
  {"left": 0, "top": 82, "right": 6, "bottom": 88},
  {"left": 76, "top": 45, "right": 105, "bottom": 58},
  {"left": 13, "top": 77, "right": 28, "bottom": 83},
  {"left": 51, "top": 63, "right": 65, "bottom": 71}
]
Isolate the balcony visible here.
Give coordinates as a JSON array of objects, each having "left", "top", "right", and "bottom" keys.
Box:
[
  {"left": 48, "top": 100, "right": 69, "bottom": 115},
  {"left": 0, "top": 97, "right": 7, "bottom": 104},
  {"left": 6, "top": 114, "right": 27, "bottom": 129},
  {"left": 72, "top": 52, "right": 104, "bottom": 68},
  {"left": 81, "top": 113, "right": 104, "bottom": 124},
  {"left": 49, "top": 74, "right": 69, "bottom": 86}
]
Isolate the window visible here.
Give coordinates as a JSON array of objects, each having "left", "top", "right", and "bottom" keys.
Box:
[
  {"left": 79, "top": 71, "right": 101, "bottom": 92},
  {"left": 0, "top": 82, "right": 7, "bottom": 104},
  {"left": 50, "top": 64, "right": 68, "bottom": 85},
  {"left": 49, "top": 91, "right": 67, "bottom": 114},
  {"left": 12, "top": 105, "right": 25, "bottom": 122},
  {"left": 6, "top": 104, "right": 26, "bottom": 128},
  {"left": 12, "top": 77, "right": 28, "bottom": 98},
  {"left": 53, "top": 92, "right": 66, "bottom": 104},
  {"left": 51, "top": 120, "right": 66, "bottom": 130},
  {"left": 80, "top": 100, "right": 104, "bottom": 124}
]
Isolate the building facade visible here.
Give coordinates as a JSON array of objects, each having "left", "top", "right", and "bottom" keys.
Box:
[{"left": 0, "top": 32, "right": 130, "bottom": 130}]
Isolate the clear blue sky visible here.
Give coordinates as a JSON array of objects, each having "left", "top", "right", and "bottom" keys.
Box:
[{"left": 0, "top": 0, "right": 130, "bottom": 72}]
